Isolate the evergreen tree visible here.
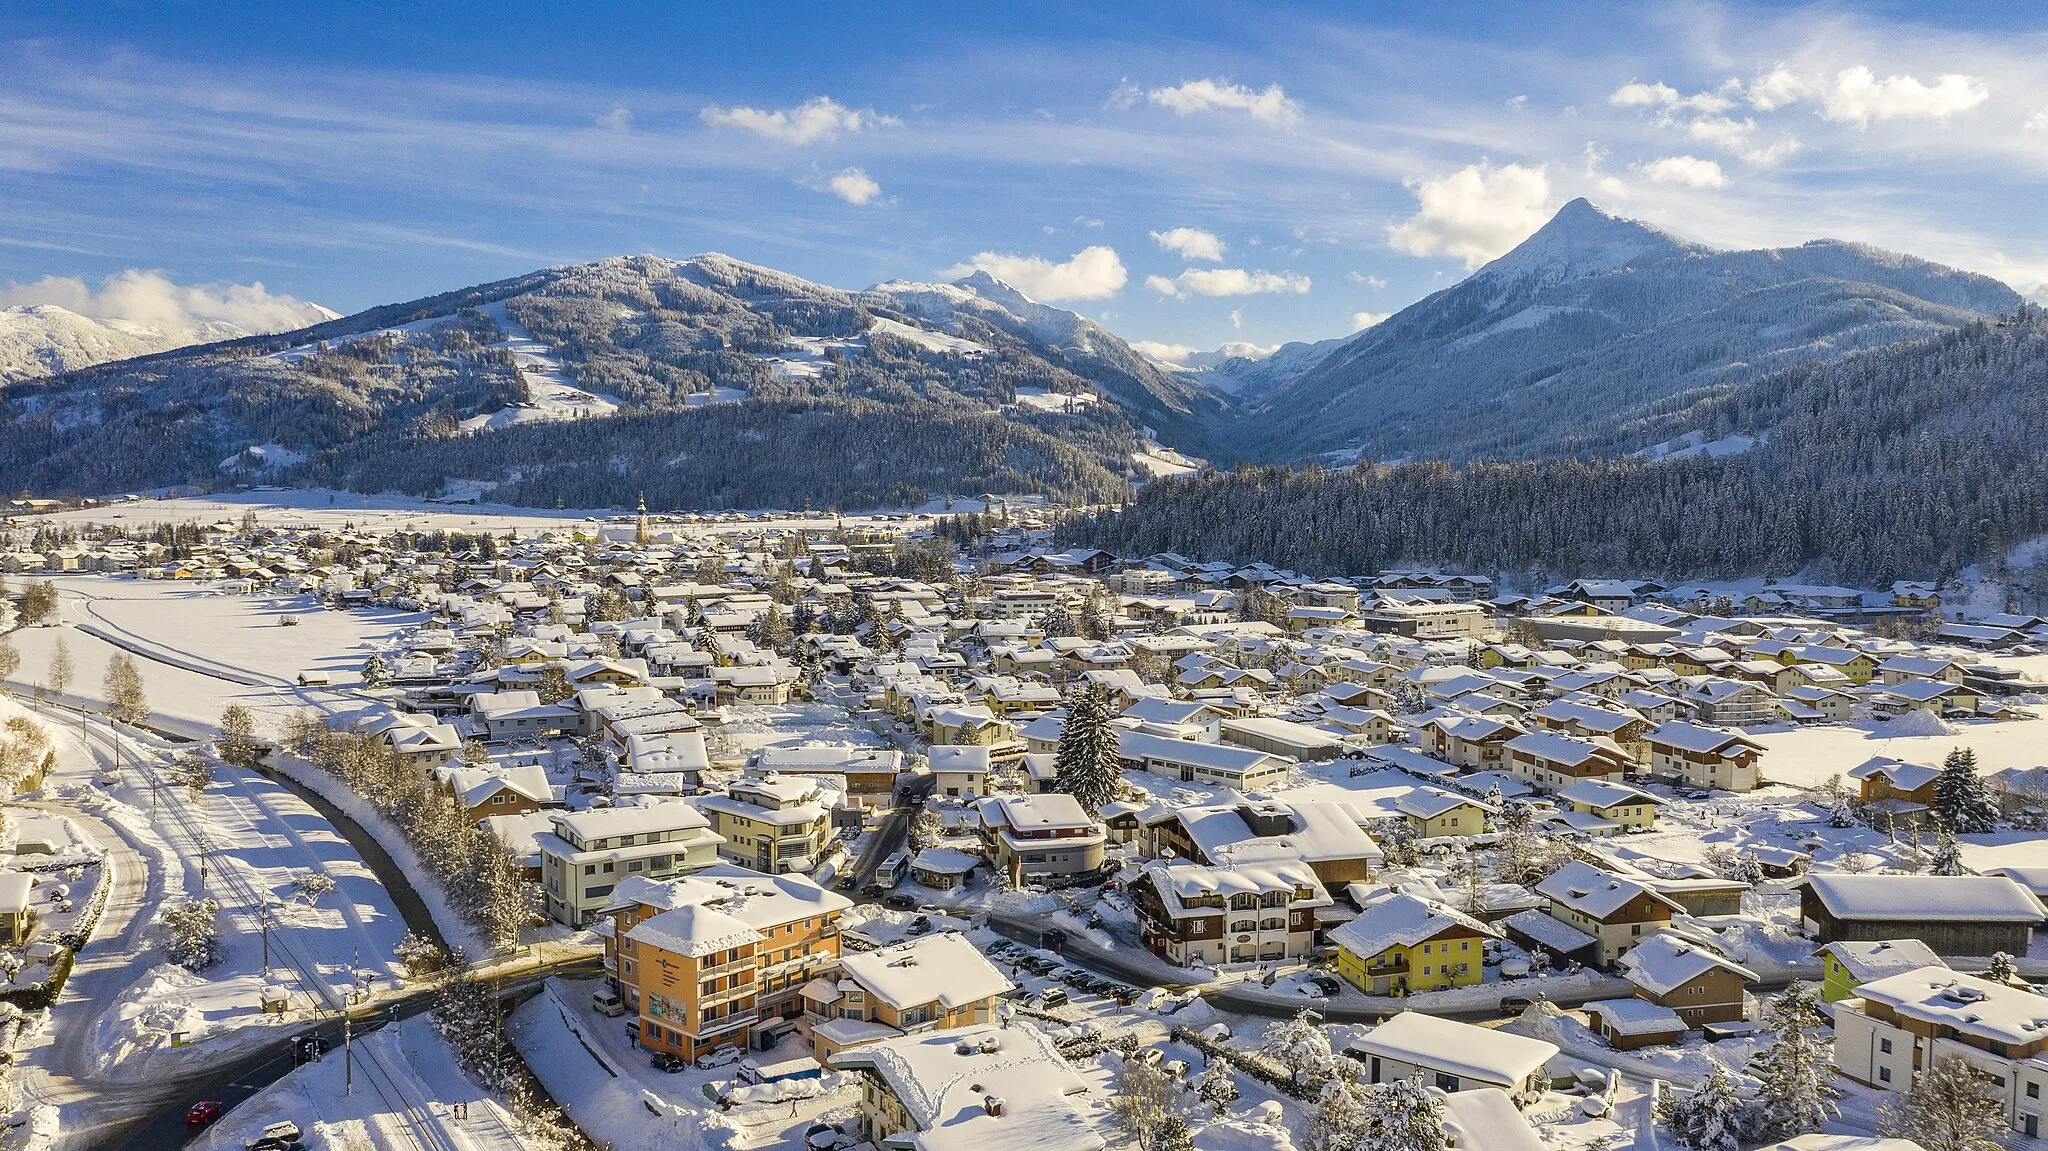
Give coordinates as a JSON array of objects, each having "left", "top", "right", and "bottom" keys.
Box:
[
  {"left": 1658, "top": 1062, "right": 1743, "bottom": 1151},
  {"left": 1194, "top": 1059, "right": 1239, "bottom": 1116},
  {"left": 1053, "top": 686, "right": 1122, "bottom": 814},
  {"left": 1358, "top": 1077, "right": 1448, "bottom": 1151},
  {"left": 1746, "top": 983, "right": 1840, "bottom": 1143},
  {"left": 1880, "top": 1056, "right": 2007, "bottom": 1151},
  {"left": 1929, "top": 819, "right": 1965, "bottom": 876},
  {"left": 1932, "top": 748, "right": 1999, "bottom": 833},
  {"left": 361, "top": 651, "right": 390, "bottom": 688},
  {"left": 1984, "top": 951, "right": 2020, "bottom": 986}
]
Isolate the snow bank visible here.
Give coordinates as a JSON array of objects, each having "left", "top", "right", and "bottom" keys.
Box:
[{"left": 1879, "top": 709, "right": 1958, "bottom": 737}]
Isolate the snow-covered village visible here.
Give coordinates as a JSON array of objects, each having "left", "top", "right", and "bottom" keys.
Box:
[
  {"left": 9, "top": 6, "right": 2048, "bottom": 1151},
  {"left": 0, "top": 489, "right": 2039, "bottom": 1151}
]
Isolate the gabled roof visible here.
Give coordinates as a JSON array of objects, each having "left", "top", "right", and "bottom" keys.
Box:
[
  {"left": 1621, "top": 931, "right": 1758, "bottom": 994},
  {"left": 1801, "top": 874, "right": 2047, "bottom": 924},
  {"left": 1329, "top": 891, "right": 1498, "bottom": 959}
]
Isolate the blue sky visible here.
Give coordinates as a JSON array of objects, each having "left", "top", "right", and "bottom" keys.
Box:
[{"left": 2, "top": 1, "right": 2044, "bottom": 355}]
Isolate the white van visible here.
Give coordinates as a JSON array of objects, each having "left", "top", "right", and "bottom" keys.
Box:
[{"left": 592, "top": 987, "right": 625, "bottom": 1017}]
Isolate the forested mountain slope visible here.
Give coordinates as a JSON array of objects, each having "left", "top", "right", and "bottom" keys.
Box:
[
  {"left": 1071, "top": 311, "right": 2048, "bottom": 584},
  {"left": 0, "top": 255, "right": 1182, "bottom": 509},
  {"left": 1237, "top": 199, "right": 2023, "bottom": 462}
]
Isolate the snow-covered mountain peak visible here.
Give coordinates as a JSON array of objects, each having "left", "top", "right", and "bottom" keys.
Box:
[{"left": 1475, "top": 197, "right": 1703, "bottom": 289}]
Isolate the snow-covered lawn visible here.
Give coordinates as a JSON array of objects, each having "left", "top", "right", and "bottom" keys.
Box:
[
  {"left": 1745, "top": 713, "right": 2047, "bottom": 787},
  {"left": 83, "top": 748, "right": 415, "bottom": 1080}
]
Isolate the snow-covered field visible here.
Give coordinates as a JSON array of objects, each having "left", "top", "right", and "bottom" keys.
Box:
[
  {"left": 1745, "top": 713, "right": 2046, "bottom": 788},
  {"left": 188, "top": 1014, "right": 538, "bottom": 1151}
]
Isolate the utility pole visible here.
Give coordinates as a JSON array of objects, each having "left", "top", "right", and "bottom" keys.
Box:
[
  {"left": 260, "top": 901, "right": 270, "bottom": 975},
  {"left": 344, "top": 1013, "right": 353, "bottom": 1095}
]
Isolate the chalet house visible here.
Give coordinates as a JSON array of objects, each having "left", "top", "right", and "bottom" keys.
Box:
[
  {"left": 1132, "top": 860, "right": 1329, "bottom": 968},
  {"left": 1421, "top": 715, "right": 1526, "bottom": 770},
  {"left": 1556, "top": 779, "right": 1662, "bottom": 834},
  {"left": 1147, "top": 798, "right": 1384, "bottom": 889},
  {"left": 697, "top": 774, "right": 836, "bottom": 875},
  {"left": 1834, "top": 969, "right": 2048, "bottom": 1139},
  {"left": 1393, "top": 788, "right": 1493, "bottom": 839},
  {"left": 468, "top": 690, "right": 577, "bottom": 743},
  {"left": 1798, "top": 874, "right": 2046, "bottom": 956},
  {"left": 974, "top": 793, "right": 1106, "bottom": 886},
  {"left": 1846, "top": 757, "right": 1940, "bottom": 816},
  {"left": 1504, "top": 731, "right": 1633, "bottom": 792},
  {"left": 1529, "top": 699, "right": 1652, "bottom": 765},
  {"left": 804, "top": 932, "right": 1013, "bottom": 1061},
  {"left": 1877, "top": 655, "right": 1969, "bottom": 685},
  {"left": 1331, "top": 891, "right": 1499, "bottom": 995},
  {"left": 1113, "top": 729, "right": 1291, "bottom": 792},
  {"left": 1872, "top": 678, "right": 1980, "bottom": 719},
  {"left": 436, "top": 763, "right": 558, "bottom": 821},
  {"left": 538, "top": 805, "right": 725, "bottom": 925},
  {"left": 1674, "top": 677, "right": 1775, "bottom": 725},
  {"left": 1535, "top": 860, "right": 1681, "bottom": 965},
  {"left": 1619, "top": 930, "right": 1757, "bottom": 1029},
  {"left": 1644, "top": 722, "right": 1765, "bottom": 792}
]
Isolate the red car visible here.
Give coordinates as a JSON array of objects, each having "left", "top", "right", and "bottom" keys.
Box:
[{"left": 187, "top": 1101, "right": 225, "bottom": 1125}]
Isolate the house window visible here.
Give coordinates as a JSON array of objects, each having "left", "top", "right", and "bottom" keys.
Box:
[
  {"left": 1878, "top": 1067, "right": 1892, "bottom": 1083},
  {"left": 2028, "top": 1083, "right": 2039, "bottom": 1100},
  {"left": 1879, "top": 1038, "right": 1893, "bottom": 1054}
]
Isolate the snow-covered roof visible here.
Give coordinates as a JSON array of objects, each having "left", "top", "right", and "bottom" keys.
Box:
[
  {"left": 1818, "top": 939, "right": 1946, "bottom": 982},
  {"left": 1582, "top": 997, "right": 1685, "bottom": 1037},
  {"left": 838, "top": 932, "right": 1013, "bottom": 1011},
  {"left": 1844, "top": 756, "right": 1940, "bottom": 790},
  {"left": 1853, "top": 968, "right": 2048, "bottom": 1047},
  {"left": 1344, "top": 1012, "right": 1557, "bottom": 1086},
  {"left": 1536, "top": 860, "right": 1675, "bottom": 920},
  {"left": 626, "top": 903, "right": 761, "bottom": 958},
  {"left": 1441, "top": 1088, "right": 1545, "bottom": 1151},
  {"left": 1621, "top": 931, "right": 1758, "bottom": 995},
  {"left": 1328, "top": 891, "right": 1497, "bottom": 959},
  {"left": 1645, "top": 720, "right": 1761, "bottom": 755},
  {"left": 1556, "top": 779, "right": 1661, "bottom": 811},
  {"left": 827, "top": 1021, "right": 1100, "bottom": 1151},
  {"left": 1501, "top": 907, "right": 1598, "bottom": 953},
  {"left": 1802, "top": 874, "right": 2046, "bottom": 923}
]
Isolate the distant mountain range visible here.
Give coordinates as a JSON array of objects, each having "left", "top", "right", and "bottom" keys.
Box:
[
  {"left": 0, "top": 200, "right": 2031, "bottom": 514},
  {"left": 1229, "top": 198, "right": 2023, "bottom": 461},
  {"left": 0, "top": 301, "right": 338, "bottom": 383}
]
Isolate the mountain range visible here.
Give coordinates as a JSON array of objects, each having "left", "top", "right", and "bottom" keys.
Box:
[
  {"left": 0, "top": 301, "right": 339, "bottom": 384},
  {"left": 0, "top": 200, "right": 2032, "bottom": 517}
]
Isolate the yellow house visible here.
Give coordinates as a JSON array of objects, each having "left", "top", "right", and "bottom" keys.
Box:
[
  {"left": 1330, "top": 892, "right": 1497, "bottom": 996},
  {"left": 1556, "top": 779, "right": 1662, "bottom": 832},
  {"left": 1392, "top": 788, "right": 1494, "bottom": 839},
  {"left": 1817, "top": 939, "right": 1944, "bottom": 1003}
]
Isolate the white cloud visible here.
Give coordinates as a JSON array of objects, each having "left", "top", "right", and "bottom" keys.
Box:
[
  {"left": 1746, "top": 65, "right": 1814, "bottom": 112},
  {"left": 1346, "top": 271, "right": 1389, "bottom": 289},
  {"left": 1130, "top": 340, "right": 1199, "bottom": 363},
  {"left": 1147, "top": 268, "right": 1310, "bottom": 299},
  {"left": 1822, "top": 66, "right": 1989, "bottom": 128},
  {"left": 0, "top": 269, "right": 334, "bottom": 337},
  {"left": 1074, "top": 216, "right": 1105, "bottom": 229},
  {"left": 1608, "top": 81, "right": 1732, "bottom": 114},
  {"left": 2028, "top": 109, "right": 2048, "bottom": 135},
  {"left": 699, "top": 95, "right": 894, "bottom": 145},
  {"left": 594, "top": 105, "right": 633, "bottom": 133},
  {"left": 1386, "top": 161, "right": 1553, "bottom": 269},
  {"left": 825, "top": 167, "right": 882, "bottom": 205},
  {"left": 1145, "top": 79, "right": 1302, "bottom": 128},
  {"left": 1636, "top": 155, "right": 1728, "bottom": 188},
  {"left": 1228, "top": 309, "right": 1243, "bottom": 329},
  {"left": 941, "top": 246, "right": 1127, "bottom": 301},
  {"left": 1150, "top": 227, "right": 1225, "bottom": 262},
  {"left": 1350, "top": 311, "right": 1390, "bottom": 331}
]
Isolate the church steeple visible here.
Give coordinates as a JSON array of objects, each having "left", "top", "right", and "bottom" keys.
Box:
[{"left": 634, "top": 492, "right": 650, "bottom": 545}]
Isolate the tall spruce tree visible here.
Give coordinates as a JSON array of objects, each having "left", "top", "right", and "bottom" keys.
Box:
[
  {"left": 1933, "top": 747, "right": 1999, "bottom": 833},
  {"left": 1053, "top": 686, "right": 1121, "bottom": 814},
  {"left": 1747, "top": 984, "right": 1840, "bottom": 1142}
]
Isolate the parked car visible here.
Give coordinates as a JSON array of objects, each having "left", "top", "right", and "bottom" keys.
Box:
[
  {"left": 883, "top": 894, "right": 918, "bottom": 911},
  {"left": 1036, "top": 987, "right": 1069, "bottom": 1009},
  {"left": 835, "top": 875, "right": 859, "bottom": 891},
  {"left": 1499, "top": 995, "right": 1539, "bottom": 1012},
  {"left": 695, "top": 1046, "right": 744, "bottom": 1070},
  {"left": 1307, "top": 975, "right": 1343, "bottom": 997},
  {"left": 592, "top": 987, "right": 626, "bottom": 1017},
  {"left": 187, "top": 1101, "right": 225, "bottom": 1126},
  {"left": 651, "top": 1052, "right": 689, "bottom": 1073}
]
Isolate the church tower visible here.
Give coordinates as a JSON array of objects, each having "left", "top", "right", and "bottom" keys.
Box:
[{"left": 635, "top": 492, "right": 651, "bottom": 545}]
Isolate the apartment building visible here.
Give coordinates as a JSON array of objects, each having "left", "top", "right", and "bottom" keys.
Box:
[
  {"left": 1834, "top": 968, "right": 2048, "bottom": 1139},
  {"left": 1132, "top": 859, "right": 1330, "bottom": 968},
  {"left": 538, "top": 804, "right": 724, "bottom": 925},
  {"left": 602, "top": 867, "right": 852, "bottom": 1060},
  {"left": 696, "top": 774, "right": 836, "bottom": 875}
]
